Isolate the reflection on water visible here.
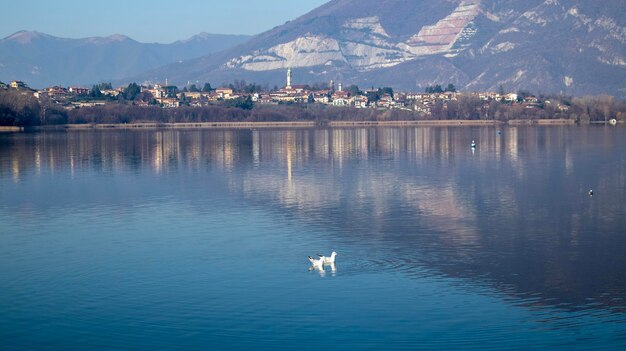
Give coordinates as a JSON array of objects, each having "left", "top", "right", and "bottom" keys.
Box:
[
  {"left": 1, "top": 126, "right": 626, "bottom": 348},
  {"left": 310, "top": 263, "right": 337, "bottom": 277},
  {"left": 2, "top": 127, "right": 626, "bottom": 311}
]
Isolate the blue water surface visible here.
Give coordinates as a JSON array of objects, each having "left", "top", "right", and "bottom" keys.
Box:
[{"left": 1, "top": 126, "right": 626, "bottom": 350}]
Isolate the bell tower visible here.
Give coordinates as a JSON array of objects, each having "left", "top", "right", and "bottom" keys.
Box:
[{"left": 286, "top": 68, "right": 292, "bottom": 89}]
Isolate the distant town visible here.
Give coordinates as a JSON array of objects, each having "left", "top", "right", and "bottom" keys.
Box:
[
  {"left": 3, "top": 69, "right": 568, "bottom": 112},
  {"left": 1, "top": 68, "right": 624, "bottom": 127}
]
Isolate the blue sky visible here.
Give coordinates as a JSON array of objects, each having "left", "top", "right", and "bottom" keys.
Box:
[{"left": 0, "top": 0, "right": 329, "bottom": 43}]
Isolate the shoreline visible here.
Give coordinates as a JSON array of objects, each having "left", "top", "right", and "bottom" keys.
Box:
[
  {"left": 508, "top": 119, "right": 576, "bottom": 125},
  {"left": 327, "top": 120, "right": 501, "bottom": 127},
  {"left": 4, "top": 119, "right": 620, "bottom": 132},
  {"left": 42, "top": 121, "right": 317, "bottom": 130},
  {"left": 34, "top": 121, "right": 502, "bottom": 131}
]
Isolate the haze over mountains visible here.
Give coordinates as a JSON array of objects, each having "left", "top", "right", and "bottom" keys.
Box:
[
  {"left": 0, "top": 31, "right": 250, "bottom": 88},
  {"left": 134, "top": 0, "right": 626, "bottom": 97}
]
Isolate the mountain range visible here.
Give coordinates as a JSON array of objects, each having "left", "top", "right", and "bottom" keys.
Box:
[
  {"left": 0, "top": 31, "right": 250, "bottom": 88},
  {"left": 134, "top": 0, "right": 626, "bottom": 97},
  {"left": 2, "top": 1, "right": 625, "bottom": 97}
]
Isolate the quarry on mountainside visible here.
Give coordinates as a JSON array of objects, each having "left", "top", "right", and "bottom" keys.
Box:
[{"left": 131, "top": 0, "right": 625, "bottom": 98}]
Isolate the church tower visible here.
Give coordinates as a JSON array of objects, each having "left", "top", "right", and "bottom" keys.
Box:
[{"left": 286, "top": 68, "right": 292, "bottom": 89}]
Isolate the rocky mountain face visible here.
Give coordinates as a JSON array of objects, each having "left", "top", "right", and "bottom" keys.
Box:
[
  {"left": 136, "top": 0, "right": 626, "bottom": 97},
  {"left": 0, "top": 31, "right": 250, "bottom": 88}
]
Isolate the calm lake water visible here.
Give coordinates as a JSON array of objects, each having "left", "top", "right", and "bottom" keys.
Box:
[{"left": 1, "top": 126, "right": 626, "bottom": 350}]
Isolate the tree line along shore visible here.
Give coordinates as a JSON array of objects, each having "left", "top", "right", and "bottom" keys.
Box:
[{"left": 1, "top": 80, "right": 624, "bottom": 128}]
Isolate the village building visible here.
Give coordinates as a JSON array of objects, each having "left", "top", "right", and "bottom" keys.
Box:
[
  {"left": 215, "top": 88, "right": 234, "bottom": 99},
  {"left": 293, "top": 93, "right": 309, "bottom": 104},
  {"left": 332, "top": 90, "right": 352, "bottom": 107},
  {"left": 178, "top": 91, "right": 212, "bottom": 102},
  {"left": 46, "top": 86, "right": 69, "bottom": 97},
  {"left": 101, "top": 89, "right": 121, "bottom": 97},
  {"left": 522, "top": 96, "right": 541, "bottom": 109},
  {"left": 504, "top": 93, "right": 518, "bottom": 102},
  {"left": 376, "top": 94, "right": 394, "bottom": 108},
  {"left": 392, "top": 94, "right": 408, "bottom": 108},
  {"left": 149, "top": 84, "right": 164, "bottom": 98},
  {"left": 312, "top": 91, "right": 331, "bottom": 104},
  {"left": 72, "top": 101, "right": 106, "bottom": 108},
  {"left": 285, "top": 85, "right": 308, "bottom": 93},
  {"left": 10, "top": 80, "right": 27, "bottom": 89},
  {"left": 255, "top": 94, "right": 275, "bottom": 105},
  {"left": 354, "top": 95, "right": 369, "bottom": 109},
  {"left": 157, "top": 97, "right": 181, "bottom": 108},
  {"left": 477, "top": 92, "right": 500, "bottom": 101},
  {"left": 69, "top": 87, "right": 90, "bottom": 95},
  {"left": 405, "top": 92, "right": 423, "bottom": 101},
  {"left": 147, "top": 83, "right": 177, "bottom": 99},
  {"left": 524, "top": 96, "right": 539, "bottom": 104},
  {"left": 271, "top": 92, "right": 297, "bottom": 103}
]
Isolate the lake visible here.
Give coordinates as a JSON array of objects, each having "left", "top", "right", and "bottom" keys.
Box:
[{"left": 1, "top": 126, "right": 626, "bottom": 350}]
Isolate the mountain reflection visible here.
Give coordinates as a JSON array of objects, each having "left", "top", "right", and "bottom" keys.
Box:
[{"left": 2, "top": 127, "right": 625, "bottom": 312}]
